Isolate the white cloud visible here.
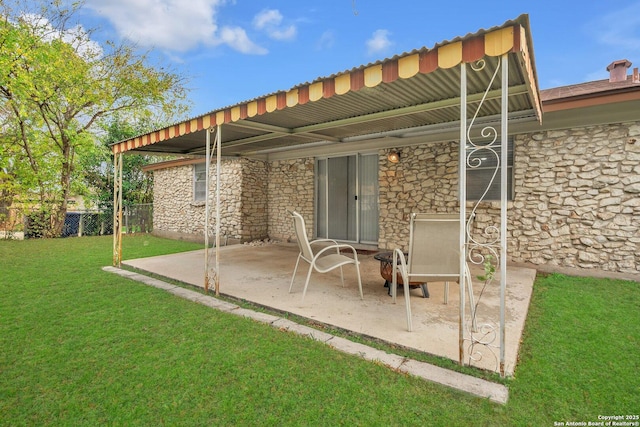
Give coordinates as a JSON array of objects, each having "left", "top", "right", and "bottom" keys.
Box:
[
  {"left": 366, "top": 29, "right": 392, "bottom": 55},
  {"left": 252, "top": 9, "right": 296, "bottom": 41},
  {"left": 253, "top": 9, "right": 282, "bottom": 30},
  {"left": 316, "top": 30, "right": 335, "bottom": 50},
  {"left": 19, "top": 13, "right": 103, "bottom": 59},
  {"left": 219, "top": 26, "right": 267, "bottom": 55},
  {"left": 593, "top": 1, "right": 640, "bottom": 51},
  {"left": 84, "top": 0, "right": 267, "bottom": 54},
  {"left": 62, "top": 25, "right": 104, "bottom": 59},
  {"left": 268, "top": 26, "right": 297, "bottom": 41}
]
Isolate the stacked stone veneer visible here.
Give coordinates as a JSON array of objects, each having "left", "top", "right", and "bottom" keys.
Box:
[
  {"left": 378, "top": 142, "right": 459, "bottom": 249},
  {"left": 377, "top": 121, "right": 639, "bottom": 276},
  {"left": 510, "top": 122, "right": 639, "bottom": 274},
  {"left": 152, "top": 158, "right": 268, "bottom": 243},
  {"left": 153, "top": 121, "right": 638, "bottom": 276},
  {"left": 267, "top": 158, "right": 315, "bottom": 240}
]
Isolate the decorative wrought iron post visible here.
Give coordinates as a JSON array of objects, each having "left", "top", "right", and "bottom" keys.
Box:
[
  {"left": 204, "top": 126, "right": 222, "bottom": 296},
  {"left": 461, "top": 54, "right": 509, "bottom": 375},
  {"left": 112, "top": 152, "right": 123, "bottom": 267}
]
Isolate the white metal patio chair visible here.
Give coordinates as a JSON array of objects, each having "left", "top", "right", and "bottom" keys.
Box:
[
  {"left": 288, "top": 211, "right": 363, "bottom": 300},
  {"left": 391, "top": 213, "right": 476, "bottom": 332}
]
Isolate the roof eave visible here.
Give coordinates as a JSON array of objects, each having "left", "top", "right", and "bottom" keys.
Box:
[
  {"left": 111, "top": 14, "right": 541, "bottom": 155},
  {"left": 543, "top": 86, "right": 640, "bottom": 112}
]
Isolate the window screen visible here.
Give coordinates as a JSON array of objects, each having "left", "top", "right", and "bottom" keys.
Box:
[
  {"left": 194, "top": 163, "right": 206, "bottom": 202},
  {"left": 466, "top": 139, "right": 513, "bottom": 201}
]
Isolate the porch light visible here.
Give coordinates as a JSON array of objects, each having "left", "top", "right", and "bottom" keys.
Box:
[{"left": 387, "top": 151, "right": 400, "bottom": 163}]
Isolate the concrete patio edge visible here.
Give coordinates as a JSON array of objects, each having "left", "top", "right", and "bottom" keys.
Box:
[{"left": 102, "top": 266, "right": 509, "bottom": 404}]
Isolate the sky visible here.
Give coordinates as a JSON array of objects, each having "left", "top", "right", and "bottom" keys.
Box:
[{"left": 72, "top": 0, "right": 640, "bottom": 117}]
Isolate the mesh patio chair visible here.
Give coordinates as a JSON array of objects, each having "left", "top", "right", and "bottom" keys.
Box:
[
  {"left": 391, "top": 213, "right": 476, "bottom": 331},
  {"left": 288, "top": 211, "right": 363, "bottom": 300}
]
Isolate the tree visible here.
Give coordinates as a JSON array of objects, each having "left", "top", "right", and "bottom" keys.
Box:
[
  {"left": 81, "top": 115, "right": 158, "bottom": 211},
  {"left": 79, "top": 115, "right": 161, "bottom": 236},
  {"left": 0, "top": 0, "right": 189, "bottom": 237}
]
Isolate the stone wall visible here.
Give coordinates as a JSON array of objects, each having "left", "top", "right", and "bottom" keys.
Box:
[
  {"left": 239, "top": 158, "right": 269, "bottom": 241},
  {"left": 509, "top": 122, "right": 639, "bottom": 274},
  {"left": 152, "top": 163, "right": 205, "bottom": 240},
  {"left": 153, "top": 121, "right": 639, "bottom": 276},
  {"left": 378, "top": 143, "right": 459, "bottom": 250},
  {"left": 152, "top": 158, "right": 268, "bottom": 243},
  {"left": 378, "top": 141, "right": 525, "bottom": 261},
  {"left": 378, "top": 121, "right": 640, "bottom": 276},
  {"left": 267, "top": 158, "right": 315, "bottom": 240}
]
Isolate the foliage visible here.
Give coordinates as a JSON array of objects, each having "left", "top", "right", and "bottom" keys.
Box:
[
  {"left": 81, "top": 116, "right": 160, "bottom": 210},
  {"left": 0, "top": 0, "right": 189, "bottom": 237},
  {"left": 0, "top": 236, "right": 638, "bottom": 425},
  {"left": 477, "top": 254, "right": 496, "bottom": 282},
  {"left": 23, "top": 205, "right": 52, "bottom": 238}
]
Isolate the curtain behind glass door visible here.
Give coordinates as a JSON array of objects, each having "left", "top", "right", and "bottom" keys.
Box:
[
  {"left": 359, "top": 154, "right": 379, "bottom": 243},
  {"left": 316, "top": 159, "right": 327, "bottom": 238},
  {"left": 327, "top": 156, "right": 356, "bottom": 241}
]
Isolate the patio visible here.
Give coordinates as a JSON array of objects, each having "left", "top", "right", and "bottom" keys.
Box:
[{"left": 123, "top": 242, "right": 536, "bottom": 375}]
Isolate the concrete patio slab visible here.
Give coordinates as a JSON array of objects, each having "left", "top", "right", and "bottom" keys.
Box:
[
  {"left": 103, "top": 263, "right": 514, "bottom": 403},
  {"left": 120, "top": 242, "right": 535, "bottom": 377}
]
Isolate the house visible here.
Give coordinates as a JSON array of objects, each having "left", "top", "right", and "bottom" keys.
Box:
[{"left": 114, "top": 15, "right": 640, "bottom": 280}]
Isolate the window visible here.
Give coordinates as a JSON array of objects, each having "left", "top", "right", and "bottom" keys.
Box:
[
  {"left": 193, "top": 163, "right": 207, "bottom": 202},
  {"left": 466, "top": 139, "right": 514, "bottom": 201}
]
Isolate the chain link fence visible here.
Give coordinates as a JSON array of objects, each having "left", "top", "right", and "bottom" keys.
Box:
[
  {"left": 0, "top": 204, "right": 153, "bottom": 240},
  {"left": 60, "top": 211, "right": 112, "bottom": 238},
  {"left": 121, "top": 204, "right": 153, "bottom": 234}
]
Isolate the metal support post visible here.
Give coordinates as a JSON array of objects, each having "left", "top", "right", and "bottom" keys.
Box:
[
  {"left": 204, "top": 125, "right": 222, "bottom": 295},
  {"left": 459, "top": 62, "right": 467, "bottom": 366},
  {"left": 204, "top": 129, "right": 212, "bottom": 293},
  {"left": 215, "top": 125, "right": 221, "bottom": 296},
  {"left": 499, "top": 54, "right": 509, "bottom": 376},
  {"left": 112, "top": 152, "right": 123, "bottom": 267}
]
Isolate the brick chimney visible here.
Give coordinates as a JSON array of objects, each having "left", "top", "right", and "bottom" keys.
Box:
[{"left": 606, "top": 59, "right": 632, "bottom": 82}]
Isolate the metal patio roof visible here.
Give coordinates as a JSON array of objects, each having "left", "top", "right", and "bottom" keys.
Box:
[{"left": 111, "top": 14, "right": 541, "bottom": 157}]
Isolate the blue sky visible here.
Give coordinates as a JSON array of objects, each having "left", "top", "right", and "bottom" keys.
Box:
[{"left": 76, "top": 0, "right": 640, "bottom": 117}]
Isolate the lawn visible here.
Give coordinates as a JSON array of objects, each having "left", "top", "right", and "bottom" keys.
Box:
[{"left": 1, "top": 235, "right": 638, "bottom": 425}]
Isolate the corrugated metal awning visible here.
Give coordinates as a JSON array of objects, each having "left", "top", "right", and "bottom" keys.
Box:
[{"left": 111, "top": 14, "right": 541, "bottom": 156}]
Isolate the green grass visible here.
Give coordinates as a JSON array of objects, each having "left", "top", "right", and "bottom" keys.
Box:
[
  {"left": 1, "top": 236, "right": 638, "bottom": 425},
  {"left": 507, "top": 273, "right": 639, "bottom": 422}
]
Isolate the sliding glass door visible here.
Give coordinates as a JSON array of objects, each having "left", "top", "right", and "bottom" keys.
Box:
[{"left": 316, "top": 154, "right": 378, "bottom": 244}]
